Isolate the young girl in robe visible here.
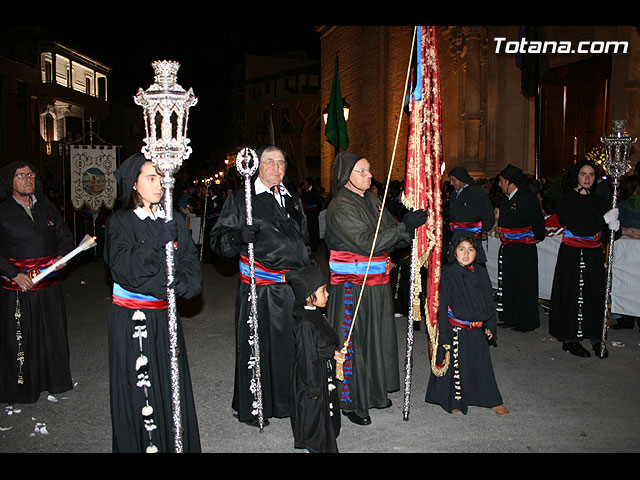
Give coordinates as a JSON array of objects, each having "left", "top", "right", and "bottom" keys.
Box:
[
  {"left": 105, "top": 153, "right": 202, "bottom": 452},
  {"left": 426, "top": 229, "right": 509, "bottom": 417},
  {"left": 287, "top": 266, "right": 344, "bottom": 453}
]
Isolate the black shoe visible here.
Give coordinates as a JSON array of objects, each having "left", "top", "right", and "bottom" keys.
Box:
[
  {"left": 610, "top": 316, "right": 635, "bottom": 330},
  {"left": 592, "top": 342, "right": 609, "bottom": 359},
  {"left": 562, "top": 341, "right": 591, "bottom": 357},
  {"left": 342, "top": 410, "right": 371, "bottom": 425}
]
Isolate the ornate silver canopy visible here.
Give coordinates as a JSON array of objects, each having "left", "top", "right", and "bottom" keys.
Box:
[{"left": 134, "top": 60, "right": 198, "bottom": 175}]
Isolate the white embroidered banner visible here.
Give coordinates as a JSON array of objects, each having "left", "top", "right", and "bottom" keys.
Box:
[{"left": 70, "top": 145, "right": 117, "bottom": 211}]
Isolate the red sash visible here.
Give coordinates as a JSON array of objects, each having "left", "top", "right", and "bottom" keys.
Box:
[
  {"left": 329, "top": 250, "right": 392, "bottom": 286},
  {"left": 498, "top": 226, "right": 537, "bottom": 244},
  {"left": 239, "top": 255, "right": 289, "bottom": 285},
  {"left": 0, "top": 255, "right": 59, "bottom": 290},
  {"left": 561, "top": 229, "right": 602, "bottom": 248}
]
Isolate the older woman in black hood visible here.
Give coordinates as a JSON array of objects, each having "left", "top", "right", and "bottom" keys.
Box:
[{"left": 324, "top": 152, "right": 426, "bottom": 426}]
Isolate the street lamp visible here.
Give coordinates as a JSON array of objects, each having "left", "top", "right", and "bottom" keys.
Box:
[{"left": 323, "top": 97, "right": 350, "bottom": 125}]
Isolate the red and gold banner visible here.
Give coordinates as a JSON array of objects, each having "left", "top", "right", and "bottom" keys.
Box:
[{"left": 401, "top": 26, "right": 448, "bottom": 376}]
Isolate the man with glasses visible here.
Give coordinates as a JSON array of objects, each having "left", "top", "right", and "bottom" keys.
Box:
[
  {"left": 0, "top": 162, "right": 74, "bottom": 404},
  {"left": 324, "top": 152, "right": 427, "bottom": 426},
  {"left": 210, "top": 145, "right": 316, "bottom": 428}
]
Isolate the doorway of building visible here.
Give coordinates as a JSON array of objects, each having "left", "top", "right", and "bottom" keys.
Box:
[{"left": 539, "top": 54, "right": 611, "bottom": 179}]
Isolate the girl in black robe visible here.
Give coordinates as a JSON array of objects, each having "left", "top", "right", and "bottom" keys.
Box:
[
  {"left": 426, "top": 230, "right": 508, "bottom": 416},
  {"left": 549, "top": 159, "right": 618, "bottom": 358},
  {"left": 287, "top": 266, "right": 343, "bottom": 453},
  {"left": 104, "top": 153, "right": 202, "bottom": 452}
]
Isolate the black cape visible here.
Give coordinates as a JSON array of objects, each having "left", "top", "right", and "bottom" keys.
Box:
[
  {"left": 549, "top": 190, "right": 609, "bottom": 341},
  {"left": 0, "top": 193, "right": 74, "bottom": 403},
  {"left": 289, "top": 305, "right": 340, "bottom": 453},
  {"left": 104, "top": 208, "right": 202, "bottom": 452},
  {"left": 426, "top": 261, "right": 503, "bottom": 414},
  {"left": 210, "top": 182, "right": 315, "bottom": 423},
  {"left": 497, "top": 187, "right": 545, "bottom": 330},
  {"left": 301, "top": 186, "right": 324, "bottom": 251}
]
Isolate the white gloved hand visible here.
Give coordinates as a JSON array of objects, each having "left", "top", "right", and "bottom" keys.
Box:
[
  {"left": 603, "top": 208, "right": 619, "bottom": 224},
  {"left": 608, "top": 219, "right": 620, "bottom": 232}
]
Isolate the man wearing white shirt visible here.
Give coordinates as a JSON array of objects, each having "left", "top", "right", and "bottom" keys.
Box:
[{"left": 210, "top": 145, "right": 315, "bottom": 428}]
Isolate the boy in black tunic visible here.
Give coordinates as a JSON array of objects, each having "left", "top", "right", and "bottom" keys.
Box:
[{"left": 287, "top": 266, "right": 343, "bottom": 453}]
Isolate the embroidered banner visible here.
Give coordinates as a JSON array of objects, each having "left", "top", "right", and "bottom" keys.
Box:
[{"left": 70, "top": 145, "right": 117, "bottom": 211}]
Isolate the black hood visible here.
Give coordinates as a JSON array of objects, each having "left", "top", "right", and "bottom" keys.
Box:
[
  {"left": 114, "top": 153, "right": 148, "bottom": 206},
  {"left": 331, "top": 151, "right": 364, "bottom": 193}
]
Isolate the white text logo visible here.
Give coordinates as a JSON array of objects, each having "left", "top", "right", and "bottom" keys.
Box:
[{"left": 494, "top": 37, "right": 628, "bottom": 55}]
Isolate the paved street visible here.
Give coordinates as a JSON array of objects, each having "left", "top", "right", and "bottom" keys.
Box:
[{"left": 2, "top": 249, "right": 640, "bottom": 454}]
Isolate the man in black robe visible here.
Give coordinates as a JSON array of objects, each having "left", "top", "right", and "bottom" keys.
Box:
[
  {"left": 0, "top": 161, "right": 74, "bottom": 404},
  {"left": 324, "top": 152, "right": 426, "bottom": 426},
  {"left": 210, "top": 145, "right": 315, "bottom": 427},
  {"left": 496, "top": 164, "right": 545, "bottom": 332},
  {"left": 448, "top": 166, "right": 495, "bottom": 241}
]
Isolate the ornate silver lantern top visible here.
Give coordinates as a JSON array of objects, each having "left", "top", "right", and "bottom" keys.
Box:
[
  {"left": 134, "top": 60, "right": 198, "bottom": 174},
  {"left": 600, "top": 119, "right": 637, "bottom": 180}
]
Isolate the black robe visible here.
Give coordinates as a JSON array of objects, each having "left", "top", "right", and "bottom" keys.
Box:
[
  {"left": 549, "top": 190, "right": 609, "bottom": 341},
  {"left": 104, "top": 208, "right": 202, "bottom": 453},
  {"left": 426, "top": 261, "right": 503, "bottom": 414},
  {"left": 325, "top": 187, "right": 411, "bottom": 419},
  {"left": 449, "top": 184, "right": 495, "bottom": 237},
  {"left": 210, "top": 182, "right": 315, "bottom": 423},
  {"left": 497, "top": 187, "right": 545, "bottom": 330},
  {"left": 0, "top": 194, "right": 74, "bottom": 404},
  {"left": 289, "top": 305, "right": 340, "bottom": 453},
  {"left": 301, "top": 186, "right": 324, "bottom": 251}
]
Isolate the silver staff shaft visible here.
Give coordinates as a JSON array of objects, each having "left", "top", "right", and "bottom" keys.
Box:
[
  {"left": 403, "top": 238, "right": 418, "bottom": 421},
  {"left": 199, "top": 190, "right": 208, "bottom": 262},
  {"left": 237, "top": 148, "right": 264, "bottom": 432},
  {"left": 599, "top": 120, "right": 637, "bottom": 358},
  {"left": 161, "top": 172, "right": 183, "bottom": 453}
]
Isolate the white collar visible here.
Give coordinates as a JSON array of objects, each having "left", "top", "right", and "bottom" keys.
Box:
[
  {"left": 507, "top": 187, "right": 518, "bottom": 200},
  {"left": 254, "top": 176, "right": 290, "bottom": 197},
  {"left": 134, "top": 205, "right": 166, "bottom": 221},
  {"left": 304, "top": 305, "right": 317, "bottom": 310},
  {"left": 13, "top": 194, "right": 37, "bottom": 207}
]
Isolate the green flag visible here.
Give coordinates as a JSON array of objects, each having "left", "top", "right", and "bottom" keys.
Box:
[{"left": 325, "top": 56, "right": 349, "bottom": 150}]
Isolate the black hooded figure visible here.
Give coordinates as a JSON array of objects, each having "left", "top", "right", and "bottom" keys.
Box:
[
  {"left": 425, "top": 230, "right": 508, "bottom": 416},
  {"left": 496, "top": 163, "right": 545, "bottom": 332},
  {"left": 447, "top": 165, "right": 495, "bottom": 241},
  {"left": 324, "top": 151, "right": 426, "bottom": 426},
  {"left": 104, "top": 153, "right": 202, "bottom": 452},
  {"left": 549, "top": 158, "right": 618, "bottom": 358},
  {"left": 0, "top": 161, "right": 75, "bottom": 404},
  {"left": 287, "top": 266, "right": 341, "bottom": 453},
  {"left": 210, "top": 144, "right": 315, "bottom": 427}
]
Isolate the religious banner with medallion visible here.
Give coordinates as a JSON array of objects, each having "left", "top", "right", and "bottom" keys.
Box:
[{"left": 70, "top": 145, "right": 117, "bottom": 211}]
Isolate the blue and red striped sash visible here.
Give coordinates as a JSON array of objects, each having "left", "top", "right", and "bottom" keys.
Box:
[
  {"left": 329, "top": 250, "right": 391, "bottom": 286},
  {"left": 0, "top": 255, "right": 59, "bottom": 290},
  {"left": 499, "top": 226, "right": 536, "bottom": 244},
  {"left": 450, "top": 220, "right": 482, "bottom": 237},
  {"left": 447, "top": 306, "right": 483, "bottom": 330},
  {"left": 238, "top": 255, "right": 288, "bottom": 285},
  {"left": 561, "top": 228, "right": 602, "bottom": 248},
  {"left": 112, "top": 283, "right": 168, "bottom": 310}
]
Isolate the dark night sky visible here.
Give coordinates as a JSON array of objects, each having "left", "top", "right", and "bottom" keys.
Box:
[{"left": 36, "top": 25, "right": 321, "bottom": 168}]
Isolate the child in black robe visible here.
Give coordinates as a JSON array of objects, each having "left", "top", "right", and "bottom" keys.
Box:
[
  {"left": 287, "top": 266, "right": 344, "bottom": 453},
  {"left": 426, "top": 230, "right": 509, "bottom": 417}
]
